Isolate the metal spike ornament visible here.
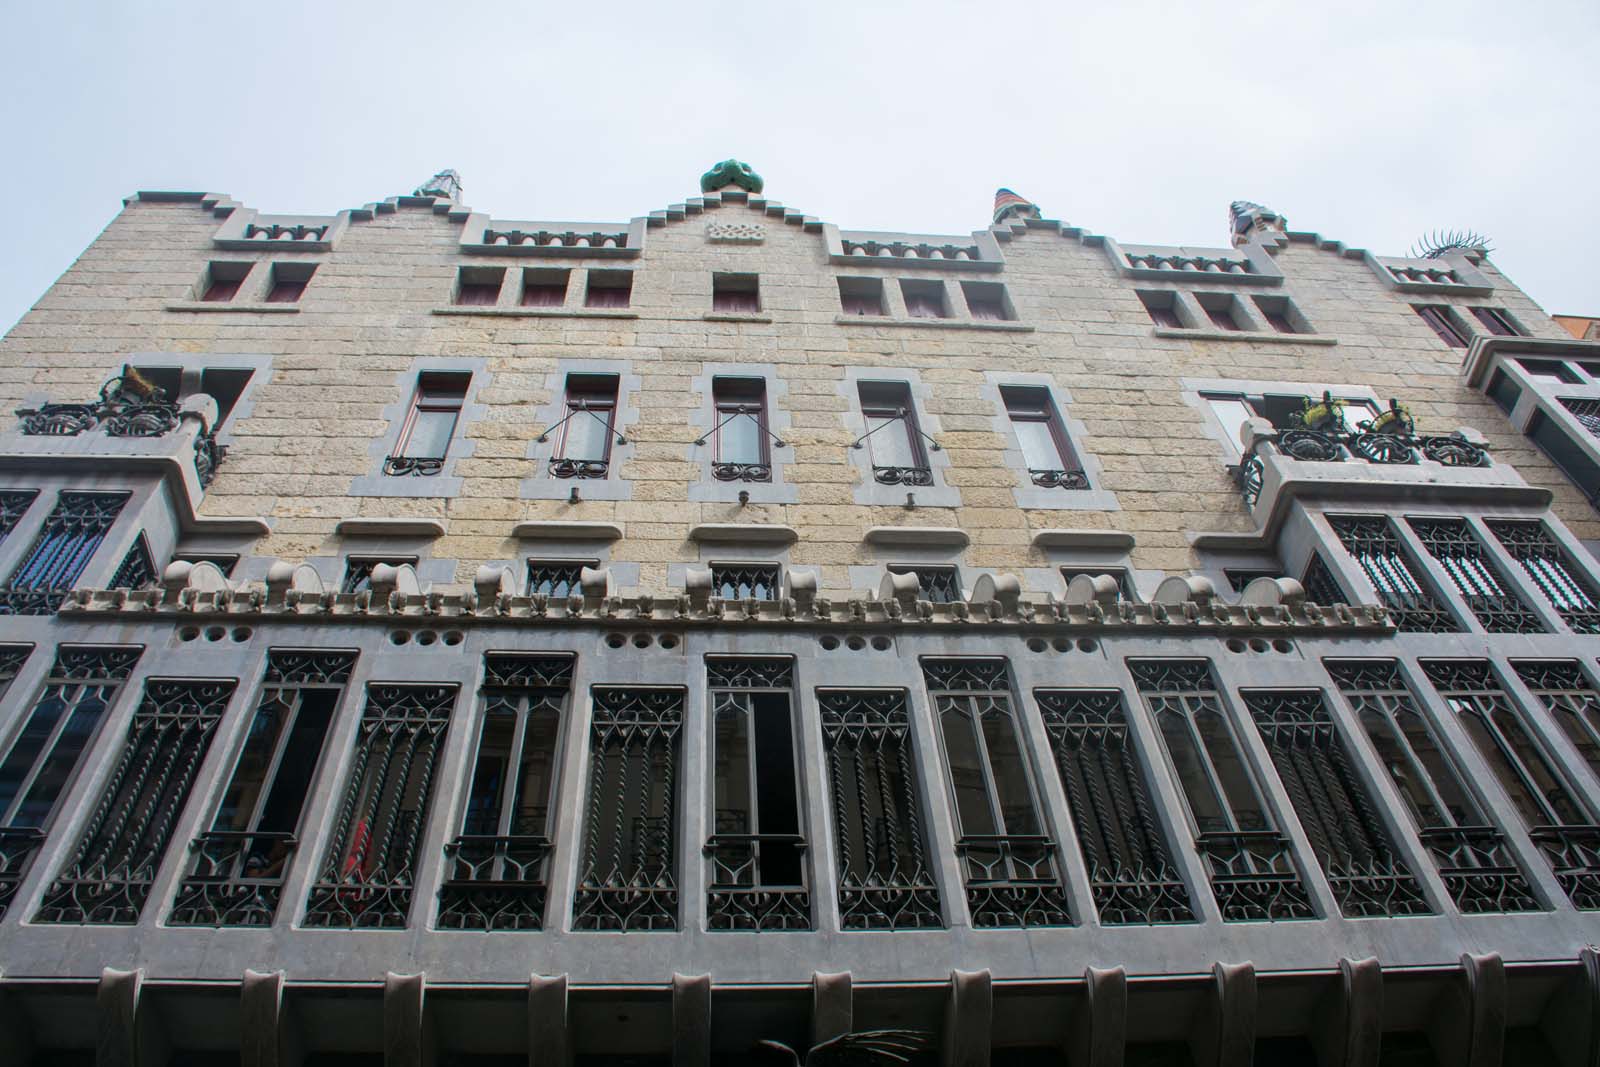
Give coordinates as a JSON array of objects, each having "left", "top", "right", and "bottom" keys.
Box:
[
  {"left": 757, "top": 1028, "right": 933, "bottom": 1065},
  {"left": 1411, "top": 229, "right": 1493, "bottom": 259}
]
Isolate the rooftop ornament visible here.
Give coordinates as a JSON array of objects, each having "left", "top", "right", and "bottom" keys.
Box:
[
  {"left": 1411, "top": 229, "right": 1494, "bottom": 259},
  {"left": 1228, "top": 200, "right": 1286, "bottom": 246},
  {"left": 414, "top": 169, "right": 463, "bottom": 201},
  {"left": 992, "top": 187, "right": 1041, "bottom": 224},
  {"left": 700, "top": 159, "right": 763, "bottom": 194}
]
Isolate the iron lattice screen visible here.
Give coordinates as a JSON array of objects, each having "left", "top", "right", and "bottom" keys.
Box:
[
  {"left": 1407, "top": 518, "right": 1544, "bottom": 633},
  {"left": 1328, "top": 516, "right": 1458, "bottom": 632}
]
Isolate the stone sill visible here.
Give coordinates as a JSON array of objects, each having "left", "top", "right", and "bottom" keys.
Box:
[
  {"left": 512, "top": 520, "right": 624, "bottom": 541},
  {"left": 833, "top": 315, "right": 1033, "bottom": 333},
  {"left": 863, "top": 526, "right": 970, "bottom": 548},
  {"left": 431, "top": 307, "right": 639, "bottom": 319},
  {"left": 703, "top": 313, "right": 774, "bottom": 323},
  {"left": 688, "top": 523, "right": 798, "bottom": 545},
  {"left": 166, "top": 302, "right": 301, "bottom": 314},
  {"left": 1153, "top": 327, "right": 1335, "bottom": 345},
  {"left": 1031, "top": 529, "right": 1135, "bottom": 551},
  {"left": 335, "top": 518, "right": 446, "bottom": 539}
]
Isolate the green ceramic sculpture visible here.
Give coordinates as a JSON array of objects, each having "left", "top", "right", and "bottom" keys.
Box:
[{"left": 700, "top": 159, "right": 764, "bottom": 194}]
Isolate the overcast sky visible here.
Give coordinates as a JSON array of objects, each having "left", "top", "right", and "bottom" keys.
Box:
[{"left": 2, "top": 1, "right": 1595, "bottom": 332}]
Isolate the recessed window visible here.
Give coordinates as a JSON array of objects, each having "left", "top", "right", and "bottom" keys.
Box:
[
  {"left": 837, "top": 277, "right": 883, "bottom": 316},
  {"left": 961, "top": 281, "right": 1013, "bottom": 322},
  {"left": 1252, "top": 295, "right": 1304, "bottom": 334},
  {"left": 1528, "top": 411, "right": 1600, "bottom": 503},
  {"left": 1060, "top": 567, "right": 1134, "bottom": 601},
  {"left": 584, "top": 270, "right": 632, "bottom": 309},
  {"left": 341, "top": 556, "right": 418, "bottom": 595},
  {"left": 1414, "top": 305, "right": 1469, "bottom": 348},
  {"left": 201, "top": 262, "right": 251, "bottom": 302},
  {"left": 1223, "top": 568, "right": 1285, "bottom": 593},
  {"left": 551, "top": 373, "right": 620, "bottom": 475},
  {"left": 387, "top": 372, "right": 469, "bottom": 475},
  {"left": 1000, "top": 385, "right": 1084, "bottom": 488},
  {"left": 519, "top": 268, "right": 569, "bottom": 308},
  {"left": 454, "top": 267, "right": 503, "bottom": 306},
  {"left": 1470, "top": 306, "right": 1525, "bottom": 337},
  {"left": 857, "top": 381, "right": 930, "bottom": 481},
  {"left": 1196, "top": 293, "right": 1244, "bottom": 331},
  {"left": 888, "top": 564, "right": 962, "bottom": 603},
  {"left": 526, "top": 559, "right": 595, "bottom": 599},
  {"left": 0, "top": 492, "right": 129, "bottom": 613},
  {"left": 1200, "top": 390, "right": 1380, "bottom": 458},
  {"left": 1517, "top": 358, "right": 1580, "bottom": 384},
  {"left": 899, "top": 279, "right": 947, "bottom": 319},
  {"left": 710, "top": 377, "right": 770, "bottom": 479},
  {"left": 1580, "top": 361, "right": 1600, "bottom": 380},
  {"left": 1486, "top": 370, "right": 1523, "bottom": 414},
  {"left": 1136, "top": 291, "right": 1184, "bottom": 329},
  {"left": 265, "top": 262, "right": 315, "bottom": 303},
  {"left": 711, "top": 273, "right": 760, "bottom": 314},
  {"left": 710, "top": 563, "right": 780, "bottom": 601}
]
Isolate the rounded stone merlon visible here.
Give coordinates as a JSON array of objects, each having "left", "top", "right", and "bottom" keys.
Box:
[
  {"left": 266, "top": 561, "right": 324, "bottom": 605},
  {"left": 1453, "top": 426, "right": 1490, "bottom": 448},
  {"left": 179, "top": 393, "right": 219, "bottom": 434},
  {"left": 784, "top": 568, "right": 818, "bottom": 605},
  {"left": 368, "top": 563, "right": 422, "bottom": 600},
  {"left": 1154, "top": 574, "right": 1216, "bottom": 607},
  {"left": 474, "top": 565, "right": 514, "bottom": 604},
  {"left": 578, "top": 566, "right": 612, "bottom": 600},
  {"left": 970, "top": 573, "right": 1022, "bottom": 613},
  {"left": 879, "top": 569, "right": 921, "bottom": 606},
  {"left": 1065, "top": 572, "right": 1122, "bottom": 607},
  {"left": 1240, "top": 576, "right": 1305, "bottom": 609}
]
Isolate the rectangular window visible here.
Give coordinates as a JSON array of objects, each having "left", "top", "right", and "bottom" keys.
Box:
[
  {"left": 0, "top": 491, "right": 129, "bottom": 614},
  {"left": 135, "top": 366, "right": 255, "bottom": 432},
  {"left": 1528, "top": 410, "right": 1600, "bottom": 502},
  {"left": 1203, "top": 394, "right": 1255, "bottom": 458},
  {"left": 1414, "top": 305, "right": 1469, "bottom": 348},
  {"left": 201, "top": 262, "right": 250, "bottom": 302},
  {"left": 1408, "top": 517, "right": 1546, "bottom": 633},
  {"left": 1470, "top": 307, "right": 1524, "bottom": 336},
  {"left": 0, "top": 645, "right": 139, "bottom": 917},
  {"left": 1511, "top": 662, "right": 1600, "bottom": 804},
  {"left": 710, "top": 377, "right": 770, "bottom": 479},
  {"left": 341, "top": 556, "right": 418, "bottom": 595},
  {"left": 1420, "top": 660, "right": 1600, "bottom": 909},
  {"left": 857, "top": 381, "right": 929, "bottom": 481},
  {"left": 899, "top": 279, "right": 947, "bottom": 319},
  {"left": 551, "top": 374, "right": 620, "bottom": 476},
  {"left": 961, "top": 281, "right": 1013, "bottom": 321},
  {"left": 36, "top": 674, "right": 238, "bottom": 924},
  {"left": 818, "top": 688, "right": 941, "bottom": 929},
  {"left": 1035, "top": 689, "right": 1195, "bottom": 924},
  {"left": 1327, "top": 660, "right": 1538, "bottom": 913},
  {"left": 438, "top": 654, "right": 573, "bottom": 931},
  {"left": 1487, "top": 520, "right": 1600, "bottom": 633},
  {"left": 1519, "top": 358, "right": 1580, "bottom": 384},
  {"left": 169, "top": 651, "right": 355, "bottom": 927},
  {"left": 1137, "top": 291, "right": 1184, "bottom": 329},
  {"left": 888, "top": 565, "right": 961, "bottom": 604},
  {"left": 921, "top": 658, "right": 1070, "bottom": 927},
  {"left": 1000, "top": 384, "right": 1085, "bottom": 488},
  {"left": 1241, "top": 689, "right": 1429, "bottom": 916},
  {"left": 0, "top": 645, "right": 31, "bottom": 706},
  {"left": 392, "top": 372, "right": 468, "bottom": 469},
  {"left": 706, "top": 658, "right": 809, "bottom": 930},
  {"left": 710, "top": 563, "right": 780, "bottom": 601},
  {"left": 583, "top": 270, "right": 632, "bottom": 309},
  {"left": 1328, "top": 515, "right": 1460, "bottom": 632},
  {"left": 1197, "top": 293, "right": 1244, "bottom": 331},
  {"left": 1252, "top": 295, "right": 1302, "bottom": 334},
  {"left": 519, "top": 268, "right": 569, "bottom": 308},
  {"left": 302, "top": 683, "right": 458, "bottom": 928},
  {"left": 454, "top": 267, "right": 503, "bottom": 306},
  {"left": 572, "top": 687, "right": 683, "bottom": 930},
  {"left": 837, "top": 276, "right": 883, "bottom": 316},
  {"left": 1130, "top": 660, "right": 1314, "bottom": 921},
  {"left": 0, "top": 491, "right": 37, "bottom": 545},
  {"left": 265, "top": 262, "right": 315, "bottom": 303},
  {"left": 526, "top": 559, "right": 595, "bottom": 600},
  {"left": 1486, "top": 369, "right": 1523, "bottom": 414},
  {"left": 711, "top": 273, "right": 760, "bottom": 314}
]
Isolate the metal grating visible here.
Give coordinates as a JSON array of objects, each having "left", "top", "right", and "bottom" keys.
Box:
[{"left": 1408, "top": 518, "right": 1544, "bottom": 633}]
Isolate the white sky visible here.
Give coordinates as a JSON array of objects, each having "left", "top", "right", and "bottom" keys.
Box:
[{"left": 1, "top": 0, "right": 1595, "bottom": 332}]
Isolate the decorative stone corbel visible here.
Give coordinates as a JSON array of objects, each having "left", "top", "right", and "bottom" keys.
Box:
[
  {"left": 784, "top": 568, "right": 818, "bottom": 613},
  {"left": 812, "top": 971, "right": 852, "bottom": 1048},
  {"left": 1312, "top": 957, "right": 1381, "bottom": 1067},
  {"left": 942, "top": 969, "right": 992, "bottom": 1067},
  {"left": 265, "top": 561, "right": 324, "bottom": 609},
  {"left": 685, "top": 567, "right": 713, "bottom": 611},
  {"left": 367, "top": 563, "right": 422, "bottom": 607},
  {"left": 579, "top": 566, "right": 611, "bottom": 608},
  {"left": 673, "top": 973, "right": 712, "bottom": 1067},
  {"left": 1194, "top": 961, "right": 1256, "bottom": 1067},
  {"left": 1154, "top": 575, "right": 1216, "bottom": 611},
  {"left": 241, "top": 969, "right": 287, "bottom": 1067},
  {"left": 383, "top": 972, "right": 432, "bottom": 1067},
  {"left": 529, "top": 974, "right": 569, "bottom": 1067},
  {"left": 879, "top": 570, "right": 921, "bottom": 611},
  {"left": 1074, "top": 966, "right": 1127, "bottom": 1067},
  {"left": 969, "top": 573, "right": 1021, "bottom": 617},
  {"left": 1429, "top": 953, "right": 1504, "bottom": 1067},
  {"left": 474, "top": 565, "right": 515, "bottom": 615}
]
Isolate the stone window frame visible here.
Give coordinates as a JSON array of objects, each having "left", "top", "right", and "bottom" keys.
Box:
[
  {"left": 980, "top": 372, "right": 1118, "bottom": 512},
  {"left": 123, "top": 351, "right": 273, "bottom": 447},
  {"left": 668, "top": 544, "right": 810, "bottom": 597},
  {"left": 1473, "top": 349, "right": 1600, "bottom": 509},
  {"left": 521, "top": 360, "right": 642, "bottom": 503},
  {"left": 350, "top": 358, "right": 489, "bottom": 498},
  {"left": 1180, "top": 376, "right": 1385, "bottom": 465},
  {"left": 687, "top": 363, "right": 797, "bottom": 505},
  {"left": 837, "top": 367, "right": 960, "bottom": 509}
]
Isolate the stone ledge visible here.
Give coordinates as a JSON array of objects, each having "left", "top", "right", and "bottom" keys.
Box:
[
  {"left": 1461, "top": 333, "right": 1600, "bottom": 387},
  {"left": 335, "top": 518, "right": 446, "bottom": 539},
  {"left": 1030, "top": 529, "right": 1136, "bottom": 551},
  {"left": 863, "top": 526, "right": 970, "bottom": 548},
  {"left": 833, "top": 315, "right": 1033, "bottom": 333},
  {"left": 430, "top": 307, "right": 639, "bottom": 319},
  {"left": 1153, "top": 326, "right": 1336, "bottom": 345},
  {"left": 512, "top": 520, "right": 624, "bottom": 541},
  {"left": 703, "top": 313, "right": 774, "bottom": 323},
  {"left": 688, "top": 523, "right": 798, "bottom": 545},
  {"left": 166, "top": 303, "right": 302, "bottom": 314}
]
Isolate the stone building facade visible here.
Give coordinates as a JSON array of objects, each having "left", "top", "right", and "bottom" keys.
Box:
[{"left": 0, "top": 165, "right": 1596, "bottom": 1065}]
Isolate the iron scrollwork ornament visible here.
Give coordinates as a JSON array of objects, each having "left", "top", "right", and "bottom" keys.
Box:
[
  {"left": 712, "top": 462, "right": 771, "bottom": 482},
  {"left": 383, "top": 455, "right": 445, "bottom": 477},
  {"left": 1030, "top": 468, "right": 1091, "bottom": 489},
  {"left": 548, "top": 458, "right": 610, "bottom": 479},
  {"left": 872, "top": 465, "right": 934, "bottom": 486}
]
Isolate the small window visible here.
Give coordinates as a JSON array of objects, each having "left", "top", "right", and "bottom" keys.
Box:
[
  {"left": 1202, "top": 394, "right": 1256, "bottom": 457},
  {"left": 899, "top": 279, "right": 947, "bottom": 319},
  {"left": 201, "top": 262, "right": 251, "bottom": 302},
  {"left": 1061, "top": 567, "right": 1134, "bottom": 601},
  {"left": 1517, "top": 358, "right": 1580, "bottom": 384},
  {"left": 1137, "top": 291, "right": 1184, "bottom": 329},
  {"left": 888, "top": 565, "right": 962, "bottom": 603},
  {"left": 341, "top": 556, "right": 418, "bottom": 595},
  {"left": 526, "top": 559, "right": 595, "bottom": 599},
  {"left": 110, "top": 534, "right": 157, "bottom": 591},
  {"left": 857, "top": 381, "right": 929, "bottom": 477},
  {"left": 1196, "top": 293, "right": 1244, "bottom": 331},
  {"left": 1414, "top": 305, "right": 1469, "bottom": 348},
  {"left": 1223, "top": 568, "right": 1285, "bottom": 593},
  {"left": 1252, "top": 295, "right": 1303, "bottom": 334},
  {"left": 553, "top": 374, "right": 620, "bottom": 469},
  {"left": 584, "top": 270, "right": 632, "bottom": 309},
  {"left": 1579, "top": 361, "right": 1600, "bottom": 380},
  {"left": 961, "top": 281, "right": 1013, "bottom": 322},
  {"left": 711, "top": 273, "right": 760, "bottom": 314},
  {"left": 1486, "top": 369, "right": 1523, "bottom": 414},
  {"left": 519, "top": 268, "right": 569, "bottom": 308},
  {"left": 710, "top": 563, "right": 780, "bottom": 601},
  {"left": 391, "top": 373, "right": 469, "bottom": 466},
  {"left": 173, "top": 552, "right": 239, "bottom": 577},
  {"left": 837, "top": 277, "right": 883, "bottom": 316},
  {"left": 1528, "top": 411, "right": 1600, "bottom": 504},
  {"left": 265, "top": 262, "right": 315, "bottom": 303},
  {"left": 710, "top": 377, "right": 770, "bottom": 478},
  {"left": 1470, "top": 306, "right": 1524, "bottom": 337},
  {"left": 455, "top": 267, "right": 503, "bottom": 307}
]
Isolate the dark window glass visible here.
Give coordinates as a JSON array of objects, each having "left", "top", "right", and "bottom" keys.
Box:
[
  {"left": 1471, "top": 306, "right": 1523, "bottom": 336},
  {"left": 1485, "top": 369, "right": 1522, "bottom": 414},
  {"left": 711, "top": 274, "right": 760, "bottom": 314},
  {"left": 396, "top": 373, "right": 468, "bottom": 460},
  {"left": 711, "top": 377, "right": 769, "bottom": 469},
  {"left": 1415, "top": 305, "right": 1468, "bottom": 348},
  {"left": 557, "top": 374, "right": 620, "bottom": 463}
]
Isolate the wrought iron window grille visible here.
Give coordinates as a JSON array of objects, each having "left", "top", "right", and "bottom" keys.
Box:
[
  {"left": 573, "top": 687, "right": 683, "bottom": 930},
  {"left": 109, "top": 534, "right": 157, "bottom": 591},
  {"left": 1513, "top": 661, "right": 1600, "bottom": 799},
  {"left": 1487, "top": 520, "right": 1600, "bottom": 634},
  {"left": 526, "top": 560, "right": 594, "bottom": 600},
  {"left": 1559, "top": 397, "right": 1600, "bottom": 438},
  {"left": 921, "top": 658, "right": 1072, "bottom": 927},
  {"left": 818, "top": 688, "right": 942, "bottom": 930},
  {"left": 1241, "top": 690, "right": 1431, "bottom": 917},
  {"left": 1408, "top": 518, "right": 1545, "bottom": 634},
  {"left": 0, "top": 645, "right": 138, "bottom": 918},
  {"left": 1329, "top": 516, "right": 1460, "bottom": 632},
  {"left": 303, "top": 683, "right": 457, "bottom": 928},
  {"left": 438, "top": 654, "right": 573, "bottom": 931},
  {"left": 710, "top": 564, "right": 781, "bottom": 602},
  {"left": 0, "top": 490, "right": 37, "bottom": 544},
  {"left": 1223, "top": 568, "right": 1285, "bottom": 594},
  {"left": 169, "top": 650, "right": 357, "bottom": 927},
  {"left": 1327, "top": 659, "right": 1539, "bottom": 913},
  {"left": 1300, "top": 553, "right": 1347, "bottom": 605},
  {"left": 0, "top": 492, "right": 129, "bottom": 616},
  {"left": 1036, "top": 689, "right": 1195, "bottom": 925},
  {"left": 1422, "top": 659, "right": 1600, "bottom": 909},
  {"left": 888, "top": 566, "right": 962, "bottom": 605},
  {"left": 35, "top": 676, "right": 237, "bottom": 924},
  {"left": 1129, "top": 659, "right": 1316, "bottom": 921},
  {"left": 0, "top": 644, "right": 31, "bottom": 702}
]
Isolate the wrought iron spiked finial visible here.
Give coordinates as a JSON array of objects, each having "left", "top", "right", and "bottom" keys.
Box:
[{"left": 1411, "top": 228, "right": 1493, "bottom": 259}]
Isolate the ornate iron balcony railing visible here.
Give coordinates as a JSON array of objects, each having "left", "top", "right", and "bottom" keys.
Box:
[
  {"left": 548, "top": 458, "right": 610, "bottom": 479},
  {"left": 705, "top": 833, "right": 811, "bottom": 931},
  {"left": 1237, "top": 427, "right": 1489, "bottom": 507},
  {"left": 1029, "top": 468, "right": 1091, "bottom": 490},
  {"left": 168, "top": 830, "right": 297, "bottom": 927},
  {"left": 1194, "top": 830, "right": 1316, "bottom": 922},
  {"left": 955, "top": 834, "right": 1072, "bottom": 928},
  {"left": 711, "top": 461, "right": 771, "bottom": 482},
  {"left": 436, "top": 834, "right": 551, "bottom": 931},
  {"left": 872, "top": 465, "right": 933, "bottom": 486}
]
